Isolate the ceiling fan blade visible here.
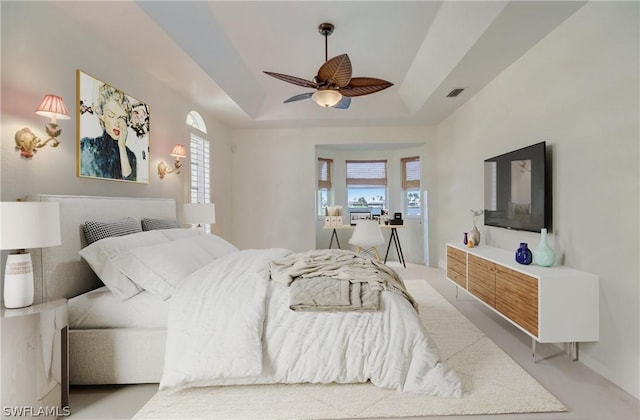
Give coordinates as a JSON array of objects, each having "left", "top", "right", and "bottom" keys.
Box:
[
  {"left": 332, "top": 96, "right": 351, "bottom": 109},
  {"left": 283, "top": 92, "right": 313, "bottom": 103},
  {"left": 317, "top": 54, "right": 352, "bottom": 88},
  {"left": 340, "top": 77, "right": 394, "bottom": 97},
  {"left": 264, "top": 71, "right": 317, "bottom": 89}
]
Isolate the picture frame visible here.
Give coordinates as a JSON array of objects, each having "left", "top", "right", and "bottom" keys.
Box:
[
  {"left": 77, "top": 70, "right": 150, "bottom": 183},
  {"left": 350, "top": 211, "right": 372, "bottom": 225}
]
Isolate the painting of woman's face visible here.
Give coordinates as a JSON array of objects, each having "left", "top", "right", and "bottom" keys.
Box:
[
  {"left": 77, "top": 70, "right": 150, "bottom": 183},
  {"left": 100, "top": 99, "right": 128, "bottom": 141}
]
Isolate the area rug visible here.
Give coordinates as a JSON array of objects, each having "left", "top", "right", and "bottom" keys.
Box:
[{"left": 133, "top": 280, "right": 566, "bottom": 419}]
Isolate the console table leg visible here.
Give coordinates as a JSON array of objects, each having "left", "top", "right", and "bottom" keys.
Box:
[{"left": 570, "top": 342, "right": 579, "bottom": 361}]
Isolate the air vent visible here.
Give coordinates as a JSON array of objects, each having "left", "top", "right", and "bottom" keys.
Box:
[{"left": 446, "top": 88, "right": 465, "bottom": 98}]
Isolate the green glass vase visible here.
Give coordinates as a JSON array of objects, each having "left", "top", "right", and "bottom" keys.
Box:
[{"left": 533, "top": 228, "right": 555, "bottom": 267}]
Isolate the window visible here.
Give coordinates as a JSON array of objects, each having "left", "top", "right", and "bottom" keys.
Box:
[
  {"left": 317, "top": 158, "right": 333, "bottom": 216},
  {"left": 190, "top": 134, "right": 210, "bottom": 204},
  {"left": 346, "top": 160, "right": 387, "bottom": 213},
  {"left": 186, "top": 111, "right": 211, "bottom": 232},
  {"left": 402, "top": 156, "right": 420, "bottom": 217}
]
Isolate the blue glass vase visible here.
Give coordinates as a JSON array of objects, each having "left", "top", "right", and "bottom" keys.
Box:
[{"left": 515, "top": 243, "right": 533, "bottom": 265}]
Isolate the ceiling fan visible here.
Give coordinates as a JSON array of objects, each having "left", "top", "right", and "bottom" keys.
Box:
[{"left": 263, "top": 22, "right": 393, "bottom": 109}]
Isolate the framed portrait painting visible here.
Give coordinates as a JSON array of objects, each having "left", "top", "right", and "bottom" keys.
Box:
[{"left": 76, "top": 70, "right": 150, "bottom": 183}]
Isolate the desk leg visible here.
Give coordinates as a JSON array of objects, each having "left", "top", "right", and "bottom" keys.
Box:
[
  {"left": 384, "top": 231, "right": 394, "bottom": 264},
  {"left": 328, "top": 229, "right": 341, "bottom": 249},
  {"left": 392, "top": 228, "right": 407, "bottom": 268},
  {"left": 384, "top": 228, "right": 406, "bottom": 268}
]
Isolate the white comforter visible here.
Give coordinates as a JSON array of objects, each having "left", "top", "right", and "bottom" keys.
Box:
[{"left": 160, "top": 248, "right": 462, "bottom": 397}]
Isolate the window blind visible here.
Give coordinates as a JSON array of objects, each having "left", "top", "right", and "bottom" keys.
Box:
[
  {"left": 346, "top": 160, "right": 387, "bottom": 186},
  {"left": 401, "top": 156, "right": 420, "bottom": 190},
  {"left": 190, "top": 133, "right": 210, "bottom": 204},
  {"left": 317, "top": 158, "right": 333, "bottom": 189}
]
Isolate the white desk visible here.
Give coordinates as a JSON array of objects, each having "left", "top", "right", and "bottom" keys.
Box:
[{"left": 323, "top": 224, "right": 406, "bottom": 267}]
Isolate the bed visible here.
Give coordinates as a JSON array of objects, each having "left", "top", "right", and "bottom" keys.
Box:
[
  {"left": 28, "top": 194, "right": 462, "bottom": 397},
  {"left": 28, "top": 194, "right": 176, "bottom": 385}
]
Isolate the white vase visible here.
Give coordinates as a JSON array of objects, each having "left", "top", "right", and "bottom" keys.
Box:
[
  {"left": 533, "top": 228, "right": 555, "bottom": 267},
  {"left": 4, "top": 253, "right": 34, "bottom": 308},
  {"left": 469, "top": 226, "right": 481, "bottom": 245}
]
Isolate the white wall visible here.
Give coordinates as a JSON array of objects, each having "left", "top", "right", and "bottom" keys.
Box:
[
  {"left": 436, "top": 2, "right": 639, "bottom": 398},
  {"left": 0, "top": 2, "right": 233, "bottom": 239},
  {"left": 229, "top": 126, "right": 438, "bottom": 261}
]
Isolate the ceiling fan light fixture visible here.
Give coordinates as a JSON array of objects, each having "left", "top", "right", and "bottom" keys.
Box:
[
  {"left": 312, "top": 90, "right": 342, "bottom": 108},
  {"left": 264, "top": 22, "right": 392, "bottom": 110}
]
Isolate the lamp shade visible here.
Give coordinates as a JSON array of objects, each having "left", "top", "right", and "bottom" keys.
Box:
[
  {"left": 170, "top": 144, "right": 187, "bottom": 158},
  {"left": 183, "top": 203, "right": 216, "bottom": 225},
  {"left": 312, "top": 90, "right": 342, "bottom": 108},
  {"left": 34, "top": 95, "right": 70, "bottom": 120},
  {"left": 0, "top": 202, "right": 62, "bottom": 250}
]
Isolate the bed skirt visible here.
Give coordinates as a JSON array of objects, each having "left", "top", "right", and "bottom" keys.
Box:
[{"left": 70, "top": 328, "right": 165, "bottom": 385}]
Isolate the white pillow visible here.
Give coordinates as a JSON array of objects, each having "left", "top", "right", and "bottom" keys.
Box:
[
  {"left": 79, "top": 230, "right": 169, "bottom": 300},
  {"left": 116, "top": 234, "right": 239, "bottom": 300},
  {"left": 158, "top": 228, "right": 201, "bottom": 241}
]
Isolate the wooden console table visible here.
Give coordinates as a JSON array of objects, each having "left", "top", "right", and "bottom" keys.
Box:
[{"left": 446, "top": 243, "right": 599, "bottom": 361}]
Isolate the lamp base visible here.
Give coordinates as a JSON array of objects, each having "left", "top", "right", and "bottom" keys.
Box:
[{"left": 4, "top": 253, "right": 34, "bottom": 309}]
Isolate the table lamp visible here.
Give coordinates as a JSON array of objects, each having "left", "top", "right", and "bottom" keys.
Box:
[
  {"left": 1, "top": 201, "right": 61, "bottom": 308},
  {"left": 183, "top": 203, "right": 215, "bottom": 234}
]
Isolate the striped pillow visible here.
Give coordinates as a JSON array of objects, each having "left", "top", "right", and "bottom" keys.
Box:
[
  {"left": 141, "top": 218, "right": 181, "bottom": 231},
  {"left": 83, "top": 217, "right": 142, "bottom": 245}
]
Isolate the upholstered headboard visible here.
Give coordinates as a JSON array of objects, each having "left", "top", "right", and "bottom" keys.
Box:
[{"left": 26, "top": 194, "right": 176, "bottom": 304}]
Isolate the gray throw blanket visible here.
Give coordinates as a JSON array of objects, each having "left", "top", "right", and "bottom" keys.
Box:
[
  {"left": 270, "top": 249, "right": 417, "bottom": 312},
  {"left": 289, "top": 276, "right": 380, "bottom": 312}
]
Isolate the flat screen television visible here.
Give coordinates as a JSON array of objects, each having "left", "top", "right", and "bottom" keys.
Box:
[{"left": 483, "top": 141, "right": 551, "bottom": 232}]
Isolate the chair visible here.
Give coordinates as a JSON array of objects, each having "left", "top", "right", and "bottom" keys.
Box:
[{"left": 349, "top": 220, "right": 385, "bottom": 261}]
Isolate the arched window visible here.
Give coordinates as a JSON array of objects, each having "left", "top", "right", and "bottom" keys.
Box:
[
  {"left": 186, "top": 111, "right": 207, "bottom": 134},
  {"left": 186, "top": 111, "right": 211, "bottom": 231}
]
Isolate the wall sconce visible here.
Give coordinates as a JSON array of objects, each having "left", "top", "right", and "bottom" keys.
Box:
[
  {"left": 14, "top": 94, "right": 71, "bottom": 159},
  {"left": 158, "top": 144, "right": 187, "bottom": 179}
]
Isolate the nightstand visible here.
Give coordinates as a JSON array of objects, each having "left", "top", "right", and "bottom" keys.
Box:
[{"left": 1, "top": 299, "right": 69, "bottom": 419}]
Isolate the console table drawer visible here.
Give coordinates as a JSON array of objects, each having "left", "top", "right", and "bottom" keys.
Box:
[
  {"left": 447, "top": 246, "right": 466, "bottom": 264},
  {"left": 468, "top": 254, "right": 496, "bottom": 308},
  {"left": 446, "top": 246, "right": 467, "bottom": 288},
  {"left": 496, "top": 266, "right": 539, "bottom": 336}
]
